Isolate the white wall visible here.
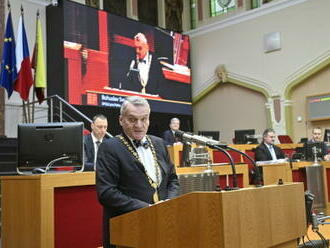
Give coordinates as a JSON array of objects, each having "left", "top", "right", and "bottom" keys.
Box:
[{"left": 187, "top": 0, "right": 330, "bottom": 98}]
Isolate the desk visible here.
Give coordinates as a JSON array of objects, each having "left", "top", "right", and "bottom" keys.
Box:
[
  {"left": 292, "top": 161, "right": 330, "bottom": 207},
  {"left": 168, "top": 143, "right": 303, "bottom": 167},
  {"left": 176, "top": 163, "right": 249, "bottom": 188},
  {"left": 1, "top": 172, "right": 102, "bottom": 248},
  {"left": 257, "top": 162, "right": 293, "bottom": 185}
]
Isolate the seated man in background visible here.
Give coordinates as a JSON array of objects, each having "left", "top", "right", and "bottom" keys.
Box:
[
  {"left": 84, "top": 114, "right": 109, "bottom": 171},
  {"left": 163, "top": 117, "right": 181, "bottom": 146},
  {"left": 255, "top": 128, "right": 285, "bottom": 161},
  {"left": 304, "top": 127, "right": 330, "bottom": 161}
]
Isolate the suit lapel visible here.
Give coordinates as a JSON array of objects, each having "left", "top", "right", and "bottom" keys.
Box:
[
  {"left": 149, "top": 137, "right": 166, "bottom": 177},
  {"left": 87, "top": 135, "right": 95, "bottom": 160},
  {"left": 116, "top": 136, "right": 146, "bottom": 174},
  {"left": 263, "top": 143, "right": 272, "bottom": 160}
]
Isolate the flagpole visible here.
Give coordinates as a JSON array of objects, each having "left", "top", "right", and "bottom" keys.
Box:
[
  {"left": 19, "top": 5, "right": 30, "bottom": 123},
  {"left": 31, "top": 10, "right": 40, "bottom": 123}
]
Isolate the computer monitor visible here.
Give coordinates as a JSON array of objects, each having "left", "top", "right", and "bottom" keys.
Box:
[
  {"left": 324, "top": 129, "right": 330, "bottom": 143},
  {"left": 304, "top": 142, "right": 323, "bottom": 161},
  {"left": 234, "top": 129, "right": 256, "bottom": 144},
  {"left": 17, "top": 122, "right": 84, "bottom": 171},
  {"left": 197, "top": 131, "right": 220, "bottom": 141}
]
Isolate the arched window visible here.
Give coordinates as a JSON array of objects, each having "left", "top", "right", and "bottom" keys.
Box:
[{"left": 210, "top": 0, "right": 236, "bottom": 17}]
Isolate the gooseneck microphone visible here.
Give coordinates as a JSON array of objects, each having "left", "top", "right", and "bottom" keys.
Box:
[
  {"left": 175, "top": 130, "right": 238, "bottom": 190},
  {"left": 175, "top": 130, "right": 263, "bottom": 188},
  {"left": 174, "top": 130, "right": 226, "bottom": 147}
]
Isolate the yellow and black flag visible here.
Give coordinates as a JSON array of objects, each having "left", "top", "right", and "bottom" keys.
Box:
[{"left": 32, "top": 10, "right": 46, "bottom": 104}]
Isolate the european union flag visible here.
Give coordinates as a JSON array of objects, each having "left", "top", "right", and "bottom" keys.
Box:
[{"left": 0, "top": 12, "right": 17, "bottom": 98}]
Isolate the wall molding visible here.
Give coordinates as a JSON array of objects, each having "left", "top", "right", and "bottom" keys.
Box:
[
  {"left": 192, "top": 70, "right": 273, "bottom": 104},
  {"left": 185, "top": 0, "right": 308, "bottom": 38},
  {"left": 283, "top": 49, "right": 330, "bottom": 98}
]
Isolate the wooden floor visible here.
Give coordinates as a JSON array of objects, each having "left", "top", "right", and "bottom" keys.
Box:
[{"left": 305, "top": 223, "right": 330, "bottom": 241}]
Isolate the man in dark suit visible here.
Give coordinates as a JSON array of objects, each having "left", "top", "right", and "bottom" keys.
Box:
[
  {"left": 304, "top": 127, "right": 330, "bottom": 161},
  {"left": 163, "top": 117, "right": 180, "bottom": 146},
  {"left": 96, "top": 96, "right": 179, "bottom": 248},
  {"left": 126, "top": 32, "right": 163, "bottom": 95},
  {"left": 255, "top": 128, "right": 285, "bottom": 161},
  {"left": 84, "top": 114, "right": 108, "bottom": 171}
]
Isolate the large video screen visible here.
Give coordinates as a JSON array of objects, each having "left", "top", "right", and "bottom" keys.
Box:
[{"left": 62, "top": 0, "right": 192, "bottom": 115}]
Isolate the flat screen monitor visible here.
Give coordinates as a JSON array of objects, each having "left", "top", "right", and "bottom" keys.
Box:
[
  {"left": 234, "top": 129, "right": 256, "bottom": 144},
  {"left": 324, "top": 129, "right": 330, "bottom": 143},
  {"left": 17, "top": 122, "right": 84, "bottom": 171},
  {"left": 197, "top": 131, "right": 220, "bottom": 141}
]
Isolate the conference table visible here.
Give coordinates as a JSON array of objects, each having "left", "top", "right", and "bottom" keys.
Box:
[
  {"left": 1, "top": 159, "right": 328, "bottom": 248},
  {"left": 167, "top": 143, "right": 303, "bottom": 167}
]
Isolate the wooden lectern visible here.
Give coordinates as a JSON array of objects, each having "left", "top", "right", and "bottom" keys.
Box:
[
  {"left": 257, "top": 162, "right": 293, "bottom": 185},
  {"left": 110, "top": 183, "right": 306, "bottom": 248}
]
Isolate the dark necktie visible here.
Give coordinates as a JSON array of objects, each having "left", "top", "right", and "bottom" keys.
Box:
[
  {"left": 96, "top": 141, "right": 101, "bottom": 148},
  {"left": 139, "top": 59, "right": 146, "bottom": 64},
  {"left": 133, "top": 140, "right": 149, "bottom": 149}
]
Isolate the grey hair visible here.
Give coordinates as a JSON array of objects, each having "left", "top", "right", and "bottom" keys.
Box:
[
  {"left": 92, "top": 114, "right": 107, "bottom": 123},
  {"left": 170, "top": 117, "right": 180, "bottom": 124},
  {"left": 263, "top": 128, "right": 275, "bottom": 137},
  {"left": 120, "top": 96, "right": 150, "bottom": 115},
  {"left": 134, "top": 32, "right": 148, "bottom": 44}
]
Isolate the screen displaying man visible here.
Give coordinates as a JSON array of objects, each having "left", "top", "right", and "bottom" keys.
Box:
[
  {"left": 163, "top": 117, "right": 181, "bottom": 146},
  {"left": 304, "top": 127, "right": 330, "bottom": 161},
  {"left": 84, "top": 114, "right": 109, "bottom": 171},
  {"left": 255, "top": 128, "right": 285, "bottom": 161},
  {"left": 126, "top": 32, "right": 163, "bottom": 95},
  {"left": 96, "top": 96, "right": 179, "bottom": 248}
]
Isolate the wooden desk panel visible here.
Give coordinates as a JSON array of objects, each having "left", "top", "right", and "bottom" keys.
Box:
[
  {"left": 1, "top": 172, "right": 102, "bottom": 248},
  {"left": 257, "top": 163, "right": 293, "bottom": 185},
  {"left": 176, "top": 163, "right": 249, "bottom": 188}
]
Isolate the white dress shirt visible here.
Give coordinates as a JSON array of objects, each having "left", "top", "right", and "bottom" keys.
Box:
[
  {"left": 130, "top": 136, "right": 162, "bottom": 184},
  {"left": 91, "top": 133, "right": 103, "bottom": 170},
  {"left": 266, "top": 143, "right": 277, "bottom": 160}
]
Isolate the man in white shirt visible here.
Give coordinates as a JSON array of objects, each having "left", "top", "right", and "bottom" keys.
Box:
[
  {"left": 255, "top": 128, "right": 285, "bottom": 161},
  {"left": 84, "top": 114, "right": 108, "bottom": 171},
  {"left": 163, "top": 117, "right": 181, "bottom": 146}
]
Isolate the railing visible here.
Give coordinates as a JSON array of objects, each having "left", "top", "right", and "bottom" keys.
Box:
[{"left": 23, "top": 94, "right": 112, "bottom": 138}]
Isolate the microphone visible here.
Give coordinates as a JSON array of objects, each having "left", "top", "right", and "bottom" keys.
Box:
[
  {"left": 175, "top": 130, "right": 238, "bottom": 190},
  {"left": 174, "top": 130, "right": 227, "bottom": 147},
  {"left": 175, "top": 130, "right": 262, "bottom": 188}
]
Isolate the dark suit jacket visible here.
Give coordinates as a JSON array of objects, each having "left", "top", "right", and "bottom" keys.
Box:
[
  {"left": 304, "top": 140, "right": 328, "bottom": 161},
  {"left": 96, "top": 134, "right": 179, "bottom": 248},
  {"left": 83, "top": 134, "right": 110, "bottom": 171},
  {"left": 83, "top": 134, "right": 95, "bottom": 171},
  {"left": 126, "top": 56, "right": 163, "bottom": 95},
  {"left": 163, "top": 129, "right": 176, "bottom": 146},
  {"left": 255, "top": 142, "right": 285, "bottom": 161}
]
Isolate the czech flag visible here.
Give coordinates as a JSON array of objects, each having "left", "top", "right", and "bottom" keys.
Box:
[{"left": 14, "top": 12, "right": 33, "bottom": 101}]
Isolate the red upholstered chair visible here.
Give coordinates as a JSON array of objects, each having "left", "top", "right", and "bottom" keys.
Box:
[{"left": 278, "top": 135, "right": 293, "bottom": 143}]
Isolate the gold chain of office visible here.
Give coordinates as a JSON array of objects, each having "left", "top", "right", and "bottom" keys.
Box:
[{"left": 117, "top": 135, "right": 160, "bottom": 203}]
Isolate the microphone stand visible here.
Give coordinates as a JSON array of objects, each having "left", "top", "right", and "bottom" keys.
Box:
[
  {"left": 207, "top": 143, "right": 239, "bottom": 190},
  {"left": 225, "top": 146, "right": 263, "bottom": 187}
]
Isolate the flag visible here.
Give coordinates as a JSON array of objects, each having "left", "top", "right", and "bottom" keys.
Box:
[
  {"left": 31, "top": 12, "right": 46, "bottom": 104},
  {"left": 14, "top": 12, "right": 33, "bottom": 101},
  {"left": 0, "top": 11, "right": 17, "bottom": 98}
]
